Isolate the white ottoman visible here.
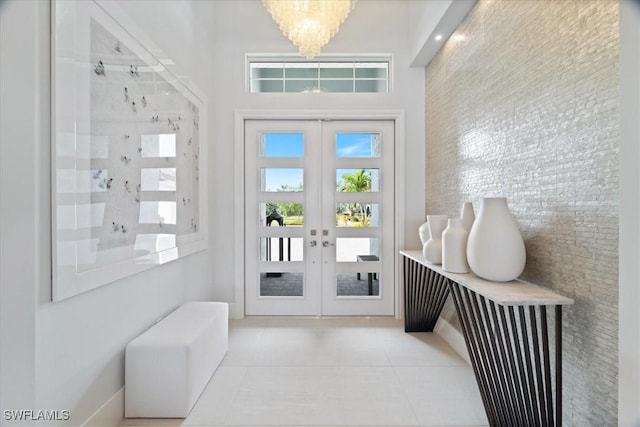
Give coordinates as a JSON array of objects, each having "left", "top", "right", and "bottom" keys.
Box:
[{"left": 125, "top": 302, "right": 228, "bottom": 418}]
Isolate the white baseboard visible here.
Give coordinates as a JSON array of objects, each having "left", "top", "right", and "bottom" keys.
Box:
[
  {"left": 81, "top": 387, "right": 124, "bottom": 427},
  {"left": 434, "top": 318, "right": 471, "bottom": 366}
]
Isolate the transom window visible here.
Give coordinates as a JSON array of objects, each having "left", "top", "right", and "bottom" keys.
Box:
[{"left": 248, "top": 59, "right": 390, "bottom": 93}]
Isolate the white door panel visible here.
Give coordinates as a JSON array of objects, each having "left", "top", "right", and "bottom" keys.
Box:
[
  {"left": 245, "top": 119, "right": 394, "bottom": 316},
  {"left": 320, "top": 121, "right": 395, "bottom": 316}
]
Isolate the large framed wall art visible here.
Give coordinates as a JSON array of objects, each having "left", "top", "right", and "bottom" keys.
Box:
[{"left": 52, "top": 0, "right": 208, "bottom": 301}]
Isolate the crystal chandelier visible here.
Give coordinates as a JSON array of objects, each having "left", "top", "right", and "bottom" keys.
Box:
[{"left": 262, "top": 0, "right": 357, "bottom": 59}]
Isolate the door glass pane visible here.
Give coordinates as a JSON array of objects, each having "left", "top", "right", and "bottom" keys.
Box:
[
  {"left": 260, "top": 203, "right": 304, "bottom": 226},
  {"left": 336, "top": 203, "right": 380, "bottom": 227},
  {"left": 336, "top": 273, "right": 379, "bottom": 297},
  {"left": 336, "top": 238, "right": 379, "bottom": 262},
  {"left": 260, "top": 272, "right": 303, "bottom": 297},
  {"left": 336, "top": 133, "right": 380, "bottom": 158},
  {"left": 260, "top": 133, "right": 303, "bottom": 158},
  {"left": 336, "top": 238, "right": 380, "bottom": 296},
  {"left": 336, "top": 169, "right": 379, "bottom": 192},
  {"left": 260, "top": 168, "right": 303, "bottom": 192},
  {"left": 260, "top": 237, "right": 303, "bottom": 261}
]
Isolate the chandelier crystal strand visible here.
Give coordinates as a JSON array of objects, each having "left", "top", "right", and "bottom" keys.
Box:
[{"left": 262, "top": 0, "right": 357, "bottom": 59}]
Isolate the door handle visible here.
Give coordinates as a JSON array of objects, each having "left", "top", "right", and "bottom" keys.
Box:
[
  {"left": 309, "top": 240, "right": 317, "bottom": 247},
  {"left": 322, "top": 241, "right": 335, "bottom": 247}
]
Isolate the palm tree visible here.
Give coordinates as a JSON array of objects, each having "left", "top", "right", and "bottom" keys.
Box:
[{"left": 339, "top": 169, "right": 371, "bottom": 224}]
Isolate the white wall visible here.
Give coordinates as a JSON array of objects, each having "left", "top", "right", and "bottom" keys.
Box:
[
  {"left": 619, "top": 1, "right": 640, "bottom": 425},
  {"left": 208, "top": 0, "right": 426, "bottom": 315},
  {"left": 0, "top": 1, "right": 217, "bottom": 425},
  {"left": 0, "top": 0, "right": 40, "bottom": 418}
]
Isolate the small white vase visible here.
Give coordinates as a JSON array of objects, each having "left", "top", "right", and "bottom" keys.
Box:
[
  {"left": 423, "top": 215, "right": 448, "bottom": 264},
  {"left": 442, "top": 219, "right": 469, "bottom": 273},
  {"left": 466, "top": 197, "right": 526, "bottom": 282},
  {"left": 460, "top": 202, "right": 475, "bottom": 233},
  {"left": 418, "top": 218, "right": 430, "bottom": 246}
]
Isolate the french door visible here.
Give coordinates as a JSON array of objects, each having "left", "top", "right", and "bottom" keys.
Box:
[{"left": 245, "top": 120, "right": 395, "bottom": 316}]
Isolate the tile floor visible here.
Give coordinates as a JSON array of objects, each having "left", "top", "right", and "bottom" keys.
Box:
[{"left": 121, "top": 317, "right": 488, "bottom": 427}]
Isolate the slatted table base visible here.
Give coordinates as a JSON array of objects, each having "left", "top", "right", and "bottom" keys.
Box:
[
  {"left": 400, "top": 253, "right": 566, "bottom": 427},
  {"left": 449, "top": 281, "right": 563, "bottom": 427},
  {"left": 403, "top": 256, "right": 450, "bottom": 332}
]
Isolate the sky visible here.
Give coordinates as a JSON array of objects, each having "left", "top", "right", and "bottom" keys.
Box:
[{"left": 262, "top": 133, "right": 376, "bottom": 191}]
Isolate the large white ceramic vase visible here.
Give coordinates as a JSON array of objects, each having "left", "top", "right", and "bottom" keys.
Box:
[
  {"left": 423, "top": 215, "right": 448, "bottom": 264},
  {"left": 466, "top": 197, "right": 526, "bottom": 282}
]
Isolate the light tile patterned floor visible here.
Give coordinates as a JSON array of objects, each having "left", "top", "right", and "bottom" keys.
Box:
[{"left": 121, "top": 317, "right": 488, "bottom": 427}]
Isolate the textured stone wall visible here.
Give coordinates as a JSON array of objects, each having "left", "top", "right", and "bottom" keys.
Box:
[{"left": 425, "top": 0, "right": 619, "bottom": 425}]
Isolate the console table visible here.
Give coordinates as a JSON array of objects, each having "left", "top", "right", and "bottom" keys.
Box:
[{"left": 400, "top": 250, "right": 574, "bottom": 427}]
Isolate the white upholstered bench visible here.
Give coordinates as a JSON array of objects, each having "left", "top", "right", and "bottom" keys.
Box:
[{"left": 125, "top": 301, "right": 228, "bottom": 418}]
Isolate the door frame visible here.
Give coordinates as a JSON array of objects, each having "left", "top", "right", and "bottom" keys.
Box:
[{"left": 233, "top": 110, "right": 406, "bottom": 319}]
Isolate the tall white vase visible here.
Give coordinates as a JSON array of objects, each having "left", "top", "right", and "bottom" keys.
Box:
[
  {"left": 442, "top": 219, "right": 469, "bottom": 273},
  {"left": 418, "top": 218, "right": 430, "bottom": 246},
  {"left": 460, "top": 202, "right": 475, "bottom": 233},
  {"left": 423, "top": 215, "right": 448, "bottom": 264},
  {"left": 466, "top": 197, "right": 526, "bottom": 282}
]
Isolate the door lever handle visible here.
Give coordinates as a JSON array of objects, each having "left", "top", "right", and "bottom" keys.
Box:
[
  {"left": 322, "top": 241, "right": 335, "bottom": 247},
  {"left": 309, "top": 240, "right": 317, "bottom": 247}
]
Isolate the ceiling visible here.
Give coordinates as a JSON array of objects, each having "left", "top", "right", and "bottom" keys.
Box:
[{"left": 210, "top": 0, "right": 476, "bottom": 67}]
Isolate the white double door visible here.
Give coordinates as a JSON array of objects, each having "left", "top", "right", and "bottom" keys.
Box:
[{"left": 245, "top": 119, "right": 395, "bottom": 316}]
